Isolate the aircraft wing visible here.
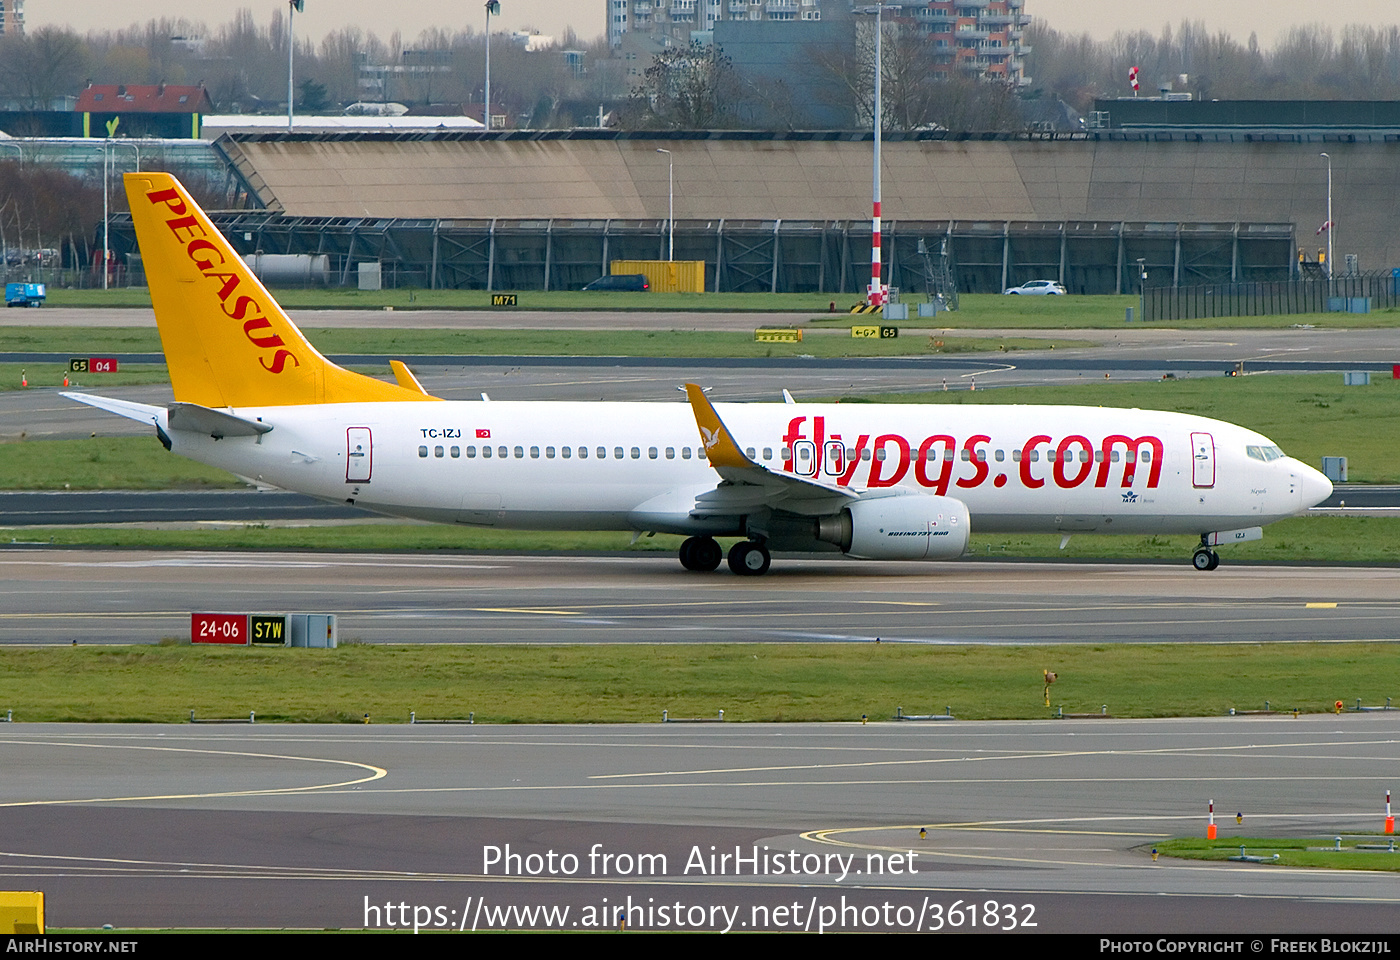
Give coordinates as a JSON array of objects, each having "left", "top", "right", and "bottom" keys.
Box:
[{"left": 683, "top": 383, "right": 856, "bottom": 517}]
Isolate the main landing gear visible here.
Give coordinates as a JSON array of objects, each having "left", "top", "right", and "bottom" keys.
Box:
[
  {"left": 1192, "top": 539, "right": 1220, "bottom": 571},
  {"left": 678, "top": 536, "right": 723, "bottom": 572},
  {"left": 678, "top": 537, "right": 772, "bottom": 575},
  {"left": 727, "top": 539, "right": 771, "bottom": 576}
]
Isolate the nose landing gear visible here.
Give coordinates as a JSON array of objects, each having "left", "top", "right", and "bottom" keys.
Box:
[{"left": 1192, "top": 543, "right": 1220, "bottom": 571}]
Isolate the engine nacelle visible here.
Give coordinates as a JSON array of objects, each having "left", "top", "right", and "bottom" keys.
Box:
[{"left": 815, "top": 494, "right": 970, "bottom": 561}]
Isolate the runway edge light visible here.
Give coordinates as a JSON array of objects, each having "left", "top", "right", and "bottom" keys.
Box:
[{"left": 0, "top": 891, "right": 44, "bottom": 934}]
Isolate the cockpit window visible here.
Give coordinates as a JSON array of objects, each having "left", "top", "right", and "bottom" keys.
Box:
[{"left": 1246, "top": 444, "right": 1285, "bottom": 462}]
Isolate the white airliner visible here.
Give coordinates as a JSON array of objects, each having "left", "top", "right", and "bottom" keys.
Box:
[{"left": 67, "top": 174, "right": 1333, "bottom": 575}]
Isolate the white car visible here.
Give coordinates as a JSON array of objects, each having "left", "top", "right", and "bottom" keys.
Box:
[{"left": 1004, "top": 280, "right": 1066, "bottom": 295}]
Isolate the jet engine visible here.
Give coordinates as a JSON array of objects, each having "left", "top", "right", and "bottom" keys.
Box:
[{"left": 815, "top": 494, "right": 970, "bottom": 560}]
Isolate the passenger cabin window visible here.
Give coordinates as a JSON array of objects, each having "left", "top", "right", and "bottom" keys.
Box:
[
  {"left": 530, "top": 446, "right": 540, "bottom": 459},
  {"left": 545, "top": 446, "right": 555, "bottom": 459},
  {"left": 418, "top": 445, "right": 428, "bottom": 458},
  {"left": 466, "top": 446, "right": 477, "bottom": 458},
  {"left": 762, "top": 448, "right": 773, "bottom": 460},
  {"left": 613, "top": 447, "right": 623, "bottom": 459},
  {"left": 631, "top": 447, "right": 641, "bottom": 459},
  {"left": 649, "top": 447, "right": 658, "bottom": 459},
  {"left": 450, "top": 446, "right": 460, "bottom": 458},
  {"left": 665, "top": 447, "right": 675, "bottom": 459},
  {"left": 682, "top": 447, "right": 692, "bottom": 460},
  {"left": 514, "top": 446, "right": 524, "bottom": 459},
  {"left": 434, "top": 446, "right": 444, "bottom": 458}
]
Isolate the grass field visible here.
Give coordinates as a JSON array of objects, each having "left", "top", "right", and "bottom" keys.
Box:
[
  {"left": 0, "top": 362, "right": 170, "bottom": 394},
  {"left": 1154, "top": 837, "right": 1400, "bottom": 872},
  {"left": 2, "top": 516, "right": 1394, "bottom": 565},
  {"left": 0, "top": 327, "right": 1087, "bottom": 375},
  {"left": 0, "top": 641, "right": 1394, "bottom": 723},
  {"left": 40, "top": 286, "right": 1400, "bottom": 329}
]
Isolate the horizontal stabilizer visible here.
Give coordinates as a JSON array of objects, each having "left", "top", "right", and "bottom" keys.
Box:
[
  {"left": 167, "top": 402, "right": 273, "bottom": 439},
  {"left": 61, "top": 392, "right": 164, "bottom": 426}
]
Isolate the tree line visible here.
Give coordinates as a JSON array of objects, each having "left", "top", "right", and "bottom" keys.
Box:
[{"left": 1, "top": 11, "right": 1398, "bottom": 133}]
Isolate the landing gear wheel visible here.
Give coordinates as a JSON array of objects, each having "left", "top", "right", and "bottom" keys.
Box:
[
  {"left": 727, "top": 540, "right": 771, "bottom": 576},
  {"left": 679, "top": 536, "right": 722, "bottom": 572},
  {"left": 1192, "top": 547, "right": 1219, "bottom": 571}
]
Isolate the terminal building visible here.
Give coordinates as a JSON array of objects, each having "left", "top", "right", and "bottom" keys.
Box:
[
  {"left": 95, "top": 126, "right": 1356, "bottom": 295},
  {"left": 2, "top": 106, "right": 1394, "bottom": 294}
]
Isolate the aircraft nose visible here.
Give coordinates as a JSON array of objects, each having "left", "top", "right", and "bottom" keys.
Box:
[{"left": 1298, "top": 464, "right": 1333, "bottom": 508}]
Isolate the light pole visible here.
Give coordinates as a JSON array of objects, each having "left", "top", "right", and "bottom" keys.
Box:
[
  {"left": 108, "top": 141, "right": 141, "bottom": 172},
  {"left": 856, "top": 3, "right": 885, "bottom": 308},
  {"left": 91, "top": 143, "right": 109, "bottom": 291},
  {"left": 287, "top": 0, "right": 304, "bottom": 131},
  {"left": 484, "top": 1, "right": 500, "bottom": 130},
  {"left": 656, "top": 148, "right": 673, "bottom": 261},
  {"left": 1319, "top": 152, "right": 1333, "bottom": 279},
  {"left": 1136, "top": 258, "right": 1146, "bottom": 322}
]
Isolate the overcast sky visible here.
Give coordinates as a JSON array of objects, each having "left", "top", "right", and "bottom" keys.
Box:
[{"left": 27, "top": 0, "right": 1400, "bottom": 47}]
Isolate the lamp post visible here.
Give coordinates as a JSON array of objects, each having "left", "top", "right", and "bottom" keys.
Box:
[
  {"left": 1136, "top": 258, "right": 1146, "bottom": 322},
  {"left": 656, "top": 148, "right": 673, "bottom": 261},
  {"left": 1319, "top": 152, "right": 1333, "bottom": 280},
  {"left": 854, "top": 3, "right": 885, "bottom": 307},
  {"left": 94, "top": 143, "right": 109, "bottom": 291},
  {"left": 287, "top": 0, "right": 304, "bottom": 131},
  {"left": 108, "top": 141, "right": 141, "bottom": 172},
  {"left": 484, "top": 1, "right": 500, "bottom": 130}
]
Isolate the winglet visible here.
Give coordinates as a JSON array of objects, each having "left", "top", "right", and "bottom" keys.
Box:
[
  {"left": 684, "top": 383, "right": 752, "bottom": 469},
  {"left": 390, "top": 360, "right": 435, "bottom": 397}
]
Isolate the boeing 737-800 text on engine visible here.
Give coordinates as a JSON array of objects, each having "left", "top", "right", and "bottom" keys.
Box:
[{"left": 66, "top": 174, "right": 1333, "bottom": 574}]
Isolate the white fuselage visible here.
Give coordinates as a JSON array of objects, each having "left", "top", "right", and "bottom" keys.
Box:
[{"left": 169, "top": 400, "right": 1333, "bottom": 539}]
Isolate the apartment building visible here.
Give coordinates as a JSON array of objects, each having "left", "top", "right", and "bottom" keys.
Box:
[
  {"left": 609, "top": 0, "right": 1029, "bottom": 86},
  {"left": 0, "top": 0, "right": 25, "bottom": 36}
]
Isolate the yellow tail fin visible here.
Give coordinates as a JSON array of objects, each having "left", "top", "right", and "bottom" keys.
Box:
[{"left": 126, "top": 172, "right": 433, "bottom": 407}]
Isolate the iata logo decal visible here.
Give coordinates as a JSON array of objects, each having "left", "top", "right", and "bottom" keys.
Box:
[
  {"left": 146, "top": 187, "right": 300, "bottom": 375},
  {"left": 1122, "top": 491, "right": 1139, "bottom": 503}
]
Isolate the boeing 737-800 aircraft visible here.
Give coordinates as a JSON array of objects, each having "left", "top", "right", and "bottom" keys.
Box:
[{"left": 67, "top": 174, "right": 1333, "bottom": 575}]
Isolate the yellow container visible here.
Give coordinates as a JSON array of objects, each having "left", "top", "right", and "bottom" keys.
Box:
[
  {"left": 610, "top": 260, "right": 705, "bottom": 294},
  {"left": 0, "top": 892, "right": 44, "bottom": 934}
]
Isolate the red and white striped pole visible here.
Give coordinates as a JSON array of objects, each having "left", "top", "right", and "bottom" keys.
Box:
[
  {"left": 1386, "top": 790, "right": 1394, "bottom": 835},
  {"left": 1206, "top": 798, "right": 1217, "bottom": 840},
  {"left": 867, "top": 2, "right": 886, "bottom": 308}
]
